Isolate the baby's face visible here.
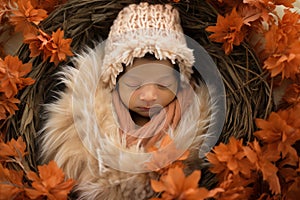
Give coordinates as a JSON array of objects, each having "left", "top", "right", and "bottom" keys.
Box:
[{"left": 118, "top": 57, "right": 178, "bottom": 117}]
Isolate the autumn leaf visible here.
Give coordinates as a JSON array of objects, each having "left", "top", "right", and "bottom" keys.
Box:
[
  {"left": 150, "top": 166, "right": 222, "bottom": 200},
  {"left": 145, "top": 135, "right": 189, "bottom": 173},
  {"left": 45, "top": 28, "right": 73, "bottom": 66},
  {"left": 243, "top": 140, "right": 281, "bottom": 194},
  {"left": 243, "top": 0, "right": 277, "bottom": 22},
  {"left": 0, "top": 55, "right": 35, "bottom": 98},
  {"left": 9, "top": 0, "right": 48, "bottom": 35},
  {"left": 254, "top": 105, "right": 300, "bottom": 162},
  {"left": 25, "top": 160, "right": 75, "bottom": 200},
  {"left": 206, "top": 137, "right": 254, "bottom": 180},
  {"left": 262, "top": 10, "right": 300, "bottom": 80},
  {"left": 264, "top": 10, "right": 300, "bottom": 55},
  {"left": 0, "top": 163, "right": 25, "bottom": 199},
  {"left": 213, "top": 173, "right": 254, "bottom": 200},
  {"left": 280, "top": 9, "right": 300, "bottom": 39},
  {"left": 0, "top": 136, "right": 27, "bottom": 161},
  {"left": 263, "top": 40, "right": 300, "bottom": 80},
  {"left": 238, "top": 4, "right": 262, "bottom": 26},
  {"left": 24, "top": 29, "right": 52, "bottom": 58},
  {"left": 206, "top": 8, "right": 246, "bottom": 54},
  {"left": 0, "top": 94, "right": 20, "bottom": 120}
]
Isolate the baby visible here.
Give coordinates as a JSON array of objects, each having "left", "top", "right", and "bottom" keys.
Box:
[{"left": 39, "top": 2, "right": 213, "bottom": 199}]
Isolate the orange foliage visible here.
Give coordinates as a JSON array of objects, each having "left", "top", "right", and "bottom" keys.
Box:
[
  {"left": 145, "top": 134, "right": 189, "bottom": 173},
  {"left": 0, "top": 55, "right": 34, "bottom": 119},
  {"left": 1, "top": 0, "right": 300, "bottom": 199},
  {"left": 0, "top": 55, "right": 34, "bottom": 98},
  {"left": 0, "top": 137, "right": 75, "bottom": 200},
  {"left": 206, "top": 8, "right": 246, "bottom": 55},
  {"left": 0, "top": 95, "right": 20, "bottom": 120},
  {"left": 206, "top": 137, "right": 253, "bottom": 179},
  {"left": 151, "top": 166, "right": 222, "bottom": 200},
  {"left": 9, "top": 0, "right": 48, "bottom": 34},
  {"left": 0, "top": 136, "right": 26, "bottom": 161},
  {"left": 24, "top": 28, "right": 73, "bottom": 66},
  {"left": 255, "top": 104, "right": 300, "bottom": 161},
  {"left": 263, "top": 10, "right": 300, "bottom": 80},
  {"left": 25, "top": 161, "right": 75, "bottom": 200}
]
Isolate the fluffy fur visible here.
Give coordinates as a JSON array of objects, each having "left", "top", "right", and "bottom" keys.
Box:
[{"left": 38, "top": 42, "right": 213, "bottom": 200}]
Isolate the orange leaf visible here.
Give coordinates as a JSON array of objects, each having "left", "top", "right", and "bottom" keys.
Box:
[
  {"left": 0, "top": 163, "right": 25, "bottom": 199},
  {"left": 145, "top": 134, "right": 190, "bottom": 173},
  {"left": 46, "top": 28, "right": 73, "bottom": 66},
  {"left": 207, "top": 137, "right": 254, "bottom": 179},
  {"left": 25, "top": 160, "right": 75, "bottom": 200},
  {"left": 244, "top": 140, "right": 281, "bottom": 195},
  {"left": 150, "top": 166, "right": 218, "bottom": 200},
  {"left": 0, "top": 55, "right": 34, "bottom": 98},
  {"left": 9, "top": 0, "right": 47, "bottom": 35},
  {"left": 254, "top": 106, "right": 300, "bottom": 161},
  {"left": 0, "top": 136, "right": 27, "bottom": 160},
  {"left": 206, "top": 8, "right": 246, "bottom": 54},
  {"left": 0, "top": 94, "right": 20, "bottom": 120},
  {"left": 214, "top": 173, "right": 253, "bottom": 200}
]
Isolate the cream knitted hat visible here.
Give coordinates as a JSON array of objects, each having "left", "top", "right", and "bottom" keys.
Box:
[{"left": 101, "top": 2, "right": 195, "bottom": 89}]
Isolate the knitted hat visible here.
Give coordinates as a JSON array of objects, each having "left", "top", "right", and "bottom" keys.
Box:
[{"left": 101, "top": 2, "right": 195, "bottom": 89}]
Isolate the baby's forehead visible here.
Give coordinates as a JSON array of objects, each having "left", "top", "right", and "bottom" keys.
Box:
[
  {"left": 121, "top": 60, "right": 178, "bottom": 82},
  {"left": 126, "top": 57, "right": 175, "bottom": 71}
]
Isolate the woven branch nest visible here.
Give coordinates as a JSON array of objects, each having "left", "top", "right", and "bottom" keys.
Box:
[{"left": 4, "top": 0, "right": 274, "bottom": 176}]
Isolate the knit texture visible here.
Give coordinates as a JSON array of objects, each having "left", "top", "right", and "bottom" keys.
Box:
[{"left": 101, "top": 2, "right": 195, "bottom": 89}]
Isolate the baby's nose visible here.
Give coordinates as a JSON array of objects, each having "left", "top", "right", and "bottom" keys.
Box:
[{"left": 139, "top": 84, "right": 158, "bottom": 102}]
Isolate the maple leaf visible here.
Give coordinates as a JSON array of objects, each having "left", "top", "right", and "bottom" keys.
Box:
[
  {"left": 145, "top": 135, "right": 189, "bottom": 173},
  {"left": 0, "top": 136, "right": 27, "bottom": 161},
  {"left": 150, "top": 166, "right": 222, "bottom": 200},
  {"left": 243, "top": 140, "right": 281, "bottom": 194},
  {"left": 280, "top": 9, "right": 300, "bottom": 40},
  {"left": 263, "top": 39, "right": 300, "bottom": 80},
  {"left": 0, "top": 163, "right": 25, "bottom": 199},
  {"left": 24, "top": 29, "right": 52, "bottom": 58},
  {"left": 206, "top": 8, "right": 246, "bottom": 54},
  {"left": 25, "top": 160, "right": 75, "bottom": 200},
  {"left": 264, "top": 10, "right": 300, "bottom": 55},
  {"left": 213, "top": 173, "right": 254, "bottom": 200},
  {"left": 242, "top": 0, "right": 276, "bottom": 22},
  {"left": 254, "top": 105, "right": 300, "bottom": 162},
  {"left": 45, "top": 28, "right": 73, "bottom": 66},
  {"left": 9, "top": 0, "right": 48, "bottom": 35},
  {"left": 206, "top": 137, "right": 254, "bottom": 180},
  {"left": 0, "top": 94, "right": 20, "bottom": 120},
  {"left": 0, "top": 55, "right": 35, "bottom": 98},
  {"left": 238, "top": 4, "right": 262, "bottom": 26}
]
